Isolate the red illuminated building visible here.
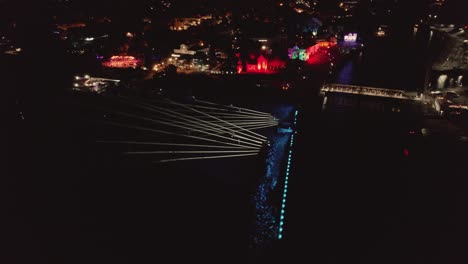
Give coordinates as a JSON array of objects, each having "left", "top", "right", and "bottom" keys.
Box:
[{"left": 237, "top": 54, "right": 285, "bottom": 74}]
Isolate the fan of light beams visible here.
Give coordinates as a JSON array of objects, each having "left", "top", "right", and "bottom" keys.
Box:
[{"left": 97, "top": 96, "right": 279, "bottom": 163}]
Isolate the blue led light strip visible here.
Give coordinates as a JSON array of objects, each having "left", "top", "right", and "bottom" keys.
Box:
[{"left": 278, "top": 110, "right": 298, "bottom": 240}]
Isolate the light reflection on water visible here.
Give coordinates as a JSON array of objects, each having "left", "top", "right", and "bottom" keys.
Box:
[{"left": 336, "top": 61, "right": 355, "bottom": 85}]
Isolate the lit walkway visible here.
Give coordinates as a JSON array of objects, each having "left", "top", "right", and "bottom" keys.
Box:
[{"left": 277, "top": 110, "right": 298, "bottom": 240}]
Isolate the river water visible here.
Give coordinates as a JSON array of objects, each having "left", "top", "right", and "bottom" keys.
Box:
[{"left": 334, "top": 26, "right": 433, "bottom": 92}]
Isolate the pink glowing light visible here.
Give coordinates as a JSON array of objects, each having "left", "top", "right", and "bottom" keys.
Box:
[{"left": 403, "top": 148, "right": 409, "bottom": 157}]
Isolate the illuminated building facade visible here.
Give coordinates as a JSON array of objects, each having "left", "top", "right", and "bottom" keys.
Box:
[
  {"left": 237, "top": 54, "right": 285, "bottom": 74},
  {"left": 102, "top": 56, "right": 143, "bottom": 68},
  {"left": 288, "top": 41, "right": 335, "bottom": 63},
  {"left": 344, "top": 33, "right": 358, "bottom": 42},
  {"left": 288, "top": 46, "right": 307, "bottom": 61},
  {"left": 166, "top": 43, "right": 211, "bottom": 73}
]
